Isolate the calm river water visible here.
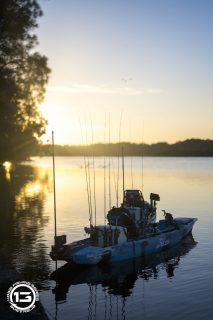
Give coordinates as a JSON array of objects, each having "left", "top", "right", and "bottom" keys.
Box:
[{"left": 0, "top": 157, "right": 213, "bottom": 319}]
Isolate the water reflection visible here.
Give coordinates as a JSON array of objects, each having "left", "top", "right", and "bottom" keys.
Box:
[
  {"left": 0, "top": 157, "right": 211, "bottom": 319},
  {"left": 0, "top": 163, "right": 51, "bottom": 287},
  {"left": 51, "top": 235, "right": 197, "bottom": 303}
]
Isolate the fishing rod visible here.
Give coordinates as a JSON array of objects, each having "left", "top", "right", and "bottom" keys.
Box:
[
  {"left": 116, "top": 111, "right": 123, "bottom": 207},
  {"left": 79, "top": 118, "right": 93, "bottom": 227},
  {"left": 122, "top": 146, "right": 125, "bottom": 199},
  {"left": 85, "top": 119, "right": 93, "bottom": 226},
  {"left": 129, "top": 120, "right": 134, "bottom": 189},
  {"left": 90, "top": 118, "right": 97, "bottom": 226},
  {"left": 131, "top": 155, "right": 133, "bottom": 189},
  {"left": 112, "top": 160, "right": 118, "bottom": 202}
]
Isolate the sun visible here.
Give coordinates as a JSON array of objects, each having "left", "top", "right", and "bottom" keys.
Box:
[{"left": 39, "top": 101, "right": 82, "bottom": 145}]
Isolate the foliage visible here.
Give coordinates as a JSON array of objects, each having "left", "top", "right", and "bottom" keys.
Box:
[
  {"left": 38, "top": 139, "right": 213, "bottom": 157},
  {"left": 0, "top": 0, "right": 50, "bottom": 163}
]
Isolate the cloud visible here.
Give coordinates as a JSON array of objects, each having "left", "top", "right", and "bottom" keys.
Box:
[
  {"left": 47, "top": 84, "right": 162, "bottom": 96},
  {"left": 47, "top": 84, "right": 142, "bottom": 95},
  {"left": 147, "top": 88, "right": 162, "bottom": 94}
]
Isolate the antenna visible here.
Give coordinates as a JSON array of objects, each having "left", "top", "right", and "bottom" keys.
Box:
[
  {"left": 52, "top": 131, "right": 59, "bottom": 315},
  {"left": 52, "top": 131, "right": 57, "bottom": 245},
  {"left": 103, "top": 113, "right": 107, "bottom": 224}
]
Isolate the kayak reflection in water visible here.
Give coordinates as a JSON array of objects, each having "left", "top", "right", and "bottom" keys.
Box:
[{"left": 51, "top": 234, "right": 197, "bottom": 301}]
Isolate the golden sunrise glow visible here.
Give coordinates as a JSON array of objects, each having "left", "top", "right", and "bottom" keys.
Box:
[
  {"left": 3, "top": 161, "right": 12, "bottom": 170},
  {"left": 26, "top": 182, "right": 42, "bottom": 196},
  {"left": 15, "top": 166, "right": 50, "bottom": 211},
  {"left": 40, "top": 100, "right": 84, "bottom": 145},
  {"left": 3, "top": 161, "right": 12, "bottom": 181},
  {"left": 39, "top": 86, "right": 213, "bottom": 146}
]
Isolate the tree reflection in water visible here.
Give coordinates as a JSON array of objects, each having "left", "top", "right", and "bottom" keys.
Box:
[{"left": 0, "top": 163, "right": 50, "bottom": 288}]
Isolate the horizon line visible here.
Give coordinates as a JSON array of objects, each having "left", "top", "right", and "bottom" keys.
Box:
[{"left": 42, "top": 137, "right": 213, "bottom": 146}]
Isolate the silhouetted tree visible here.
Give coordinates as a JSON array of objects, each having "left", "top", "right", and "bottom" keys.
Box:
[{"left": 0, "top": 0, "right": 50, "bottom": 163}]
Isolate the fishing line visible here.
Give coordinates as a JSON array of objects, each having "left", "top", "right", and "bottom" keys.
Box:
[
  {"left": 141, "top": 121, "right": 144, "bottom": 190},
  {"left": 129, "top": 120, "right": 134, "bottom": 189},
  {"left": 112, "top": 159, "right": 118, "bottom": 205},
  {"left": 85, "top": 118, "right": 93, "bottom": 226},
  {"left": 79, "top": 118, "right": 92, "bottom": 227},
  {"left": 116, "top": 111, "right": 123, "bottom": 207}
]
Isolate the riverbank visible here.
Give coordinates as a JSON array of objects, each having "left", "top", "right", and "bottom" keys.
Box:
[{"left": 36, "top": 139, "right": 213, "bottom": 157}]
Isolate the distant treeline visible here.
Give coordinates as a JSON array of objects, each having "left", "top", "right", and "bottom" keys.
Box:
[{"left": 36, "top": 139, "right": 213, "bottom": 157}]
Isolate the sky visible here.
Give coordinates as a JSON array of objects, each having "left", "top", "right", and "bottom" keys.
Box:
[{"left": 37, "top": 0, "right": 213, "bottom": 145}]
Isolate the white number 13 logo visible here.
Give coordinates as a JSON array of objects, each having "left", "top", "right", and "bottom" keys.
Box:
[{"left": 14, "top": 292, "right": 32, "bottom": 303}]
